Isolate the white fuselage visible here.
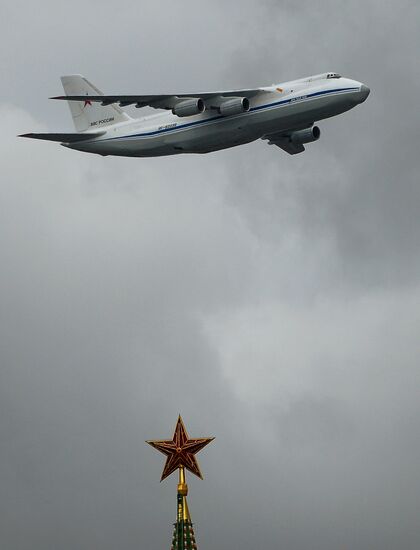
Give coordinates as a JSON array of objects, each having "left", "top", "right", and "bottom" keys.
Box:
[{"left": 65, "top": 75, "right": 369, "bottom": 157}]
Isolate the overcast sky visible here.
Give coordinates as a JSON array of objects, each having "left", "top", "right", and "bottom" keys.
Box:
[{"left": 1, "top": 1, "right": 419, "bottom": 549}]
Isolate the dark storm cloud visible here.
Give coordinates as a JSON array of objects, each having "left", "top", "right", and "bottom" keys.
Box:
[
  {"left": 1, "top": 1, "right": 419, "bottom": 550},
  {"left": 223, "top": 0, "right": 420, "bottom": 290}
]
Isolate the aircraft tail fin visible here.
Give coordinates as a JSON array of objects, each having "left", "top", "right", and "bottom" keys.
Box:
[{"left": 60, "top": 75, "right": 132, "bottom": 132}]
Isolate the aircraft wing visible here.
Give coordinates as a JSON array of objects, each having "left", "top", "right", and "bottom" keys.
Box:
[
  {"left": 19, "top": 131, "right": 106, "bottom": 143},
  {"left": 261, "top": 130, "right": 306, "bottom": 155},
  {"left": 51, "top": 88, "right": 264, "bottom": 109},
  {"left": 266, "top": 138, "right": 306, "bottom": 155}
]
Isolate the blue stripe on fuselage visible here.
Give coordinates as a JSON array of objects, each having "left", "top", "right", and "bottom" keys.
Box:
[{"left": 100, "top": 87, "right": 359, "bottom": 142}]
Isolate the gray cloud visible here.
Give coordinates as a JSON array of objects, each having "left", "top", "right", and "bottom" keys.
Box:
[{"left": 1, "top": 1, "right": 419, "bottom": 549}]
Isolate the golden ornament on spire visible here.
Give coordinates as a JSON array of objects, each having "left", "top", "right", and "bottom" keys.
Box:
[{"left": 146, "top": 415, "right": 214, "bottom": 481}]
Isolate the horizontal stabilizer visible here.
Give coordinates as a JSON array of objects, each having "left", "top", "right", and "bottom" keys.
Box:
[{"left": 19, "top": 131, "right": 106, "bottom": 143}]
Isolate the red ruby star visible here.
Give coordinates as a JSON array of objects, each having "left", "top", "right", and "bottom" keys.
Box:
[{"left": 147, "top": 416, "right": 214, "bottom": 481}]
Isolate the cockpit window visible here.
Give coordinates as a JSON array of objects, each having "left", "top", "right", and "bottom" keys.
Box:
[{"left": 327, "top": 73, "right": 341, "bottom": 79}]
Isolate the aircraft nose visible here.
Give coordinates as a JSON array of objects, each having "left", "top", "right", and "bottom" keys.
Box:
[{"left": 359, "top": 84, "right": 370, "bottom": 102}]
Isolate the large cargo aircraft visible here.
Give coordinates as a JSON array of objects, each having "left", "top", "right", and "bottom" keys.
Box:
[{"left": 20, "top": 72, "right": 369, "bottom": 157}]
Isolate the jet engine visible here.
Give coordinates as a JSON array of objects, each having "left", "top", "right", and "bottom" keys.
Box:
[
  {"left": 219, "top": 97, "right": 250, "bottom": 116},
  {"left": 289, "top": 126, "right": 321, "bottom": 144},
  {"left": 172, "top": 98, "right": 205, "bottom": 117}
]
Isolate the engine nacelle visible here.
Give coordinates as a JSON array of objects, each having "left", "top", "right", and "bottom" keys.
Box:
[
  {"left": 172, "top": 98, "right": 205, "bottom": 117},
  {"left": 290, "top": 126, "right": 321, "bottom": 144},
  {"left": 219, "top": 97, "right": 250, "bottom": 116}
]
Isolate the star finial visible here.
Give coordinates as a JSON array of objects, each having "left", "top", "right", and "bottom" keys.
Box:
[{"left": 146, "top": 416, "right": 214, "bottom": 481}]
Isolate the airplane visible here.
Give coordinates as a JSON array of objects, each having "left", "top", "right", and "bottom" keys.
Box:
[{"left": 19, "top": 72, "right": 370, "bottom": 157}]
